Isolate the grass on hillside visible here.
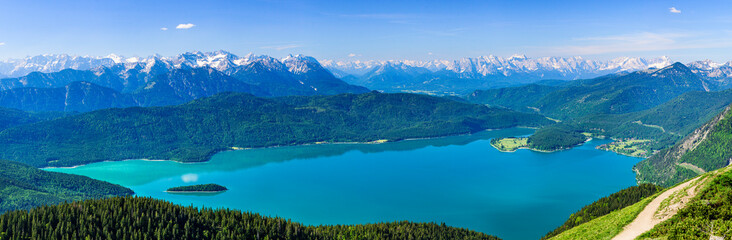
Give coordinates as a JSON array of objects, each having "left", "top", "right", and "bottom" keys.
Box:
[
  {"left": 548, "top": 193, "right": 659, "bottom": 240},
  {"left": 490, "top": 137, "right": 528, "bottom": 152},
  {"left": 596, "top": 139, "right": 654, "bottom": 158},
  {"left": 639, "top": 167, "right": 732, "bottom": 240}
]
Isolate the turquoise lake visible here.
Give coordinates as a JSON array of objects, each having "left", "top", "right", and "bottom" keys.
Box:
[{"left": 48, "top": 128, "right": 641, "bottom": 240}]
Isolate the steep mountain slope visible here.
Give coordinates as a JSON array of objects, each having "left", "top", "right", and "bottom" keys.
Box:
[
  {"left": 536, "top": 63, "right": 709, "bottom": 119},
  {"left": 282, "top": 55, "right": 369, "bottom": 95},
  {"left": 0, "top": 82, "right": 137, "bottom": 112},
  {"left": 635, "top": 103, "right": 732, "bottom": 187},
  {"left": 0, "top": 159, "right": 133, "bottom": 212},
  {"left": 0, "top": 196, "right": 499, "bottom": 240},
  {"left": 688, "top": 60, "right": 732, "bottom": 89},
  {"left": 131, "top": 67, "right": 264, "bottom": 107},
  {"left": 354, "top": 63, "right": 433, "bottom": 91},
  {"left": 229, "top": 55, "right": 313, "bottom": 96},
  {"left": 0, "top": 92, "right": 551, "bottom": 167}
]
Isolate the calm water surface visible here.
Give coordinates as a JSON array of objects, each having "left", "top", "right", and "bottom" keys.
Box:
[{"left": 48, "top": 128, "right": 640, "bottom": 240}]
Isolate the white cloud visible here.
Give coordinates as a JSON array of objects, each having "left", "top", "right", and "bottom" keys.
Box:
[
  {"left": 348, "top": 53, "right": 357, "bottom": 57},
  {"left": 160, "top": 27, "right": 168, "bottom": 31},
  {"left": 428, "top": 52, "right": 433, "bottom": 55},
  {"left": 176, "top": 23, "right": 196, "bottom": 29},
  {"left": 181, "top": 173, "right": 199, "bottom": 183},
  {"left": 260, "top": 44, "right": 301, "bottom": 51},
  {"left": 0, "top": 42, "right": 4, "bottom": 46},
  {"left": 669, "top": 7, "right": 681, "bottom": 13}
]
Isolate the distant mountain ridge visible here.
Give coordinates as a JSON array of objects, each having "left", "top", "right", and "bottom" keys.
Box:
[
  {"left": 323, "top": 55, "right": 675, "bottom": 78},
  {"left": 5, "top": 52, "right": 732, "bottom": 95},
  {"left": 324, "top": 56, "right": 732, "bottom": 94},
  {"left": 0, "top": 52, "right": 368, "bottom": 111}
]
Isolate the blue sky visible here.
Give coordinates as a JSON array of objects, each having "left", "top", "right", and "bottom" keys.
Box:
[{"left": 1, "top": 0, "right": 731, "bottom": 62}]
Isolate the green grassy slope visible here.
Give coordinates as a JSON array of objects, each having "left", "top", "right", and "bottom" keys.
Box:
[
  {"left": 0, "top": 160, "right": 132, "bottom": 212},
  {"left": 548, "top": 195, "right": 656, "bottom": 240},
  {"left": 0, "top": 196, "right": 500, "bottom": 240},
  {"left": 551, "top": 166, "right": 732, "bottom": 240},
  {"left": 0, "top": 92, "right": 551, "bottom": 167},
  {"left": 543, "top": 184, "right": 662, "bottom": 239},
  {"left": 639, "top": 168, "right": 732, "bottom": 239}
]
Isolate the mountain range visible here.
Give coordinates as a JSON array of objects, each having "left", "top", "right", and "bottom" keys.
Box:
[
  {"left": 324, "top": 56, "right": 732, "bottom": 94},
  {"left": 0, "top": 52, "right": 368, "bottom": 112},
  {"left": 6, "top": 53, "right": 732, "bottom": 95}
]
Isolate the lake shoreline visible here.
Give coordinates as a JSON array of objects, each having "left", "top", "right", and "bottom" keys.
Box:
[{"left": 44, "top": 126, "right": 538, "bottom": 170}]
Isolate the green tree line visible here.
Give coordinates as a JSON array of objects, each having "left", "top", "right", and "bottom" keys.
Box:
[{"left": 0, "top": 196, "right": 500, "bottom": 240}]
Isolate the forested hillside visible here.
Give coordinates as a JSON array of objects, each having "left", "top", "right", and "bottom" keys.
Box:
[
  {"left": 0, "top": 196, "right": 500, "bottom": 240},
  {"left": 574, "top": 89, "right": 732, "bottom": 151},
  {"left": 467, "top": 84, "right": 560, "bottom": 112},
  {"left": 0, "top": 92, "right": 551, "bottom": 167},
  {"left": 0, "top": 107, "right": 44, "bottom": 131},
  {"left": 636, "top": 104, "right": 732, "bottom": 187},
  {"left": 0, "top": 160, "right": 133, "bottom": 212},
  {"left": 467, "top": 63, "right": 710, "bottom": 120}
]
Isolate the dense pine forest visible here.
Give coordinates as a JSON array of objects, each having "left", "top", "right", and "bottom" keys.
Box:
[
  {"left": 526, "top": 126, "right": 588, "bottom": 151},
  {"left": 542, "top": 184, "right": 662, "bottom": 239},
  {"left": 0, "top": 91, "right": 551, "bottom": 167},
  {"left": 0, "top": 160, "right": 133, "bottom": 212},
  {"left": 0, "top": 196, "right": 500, "bottom": 240}
]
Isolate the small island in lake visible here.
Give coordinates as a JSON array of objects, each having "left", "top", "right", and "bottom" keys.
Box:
[{"left": 166, "top": 184, "right": 228, "bottom": 193}]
